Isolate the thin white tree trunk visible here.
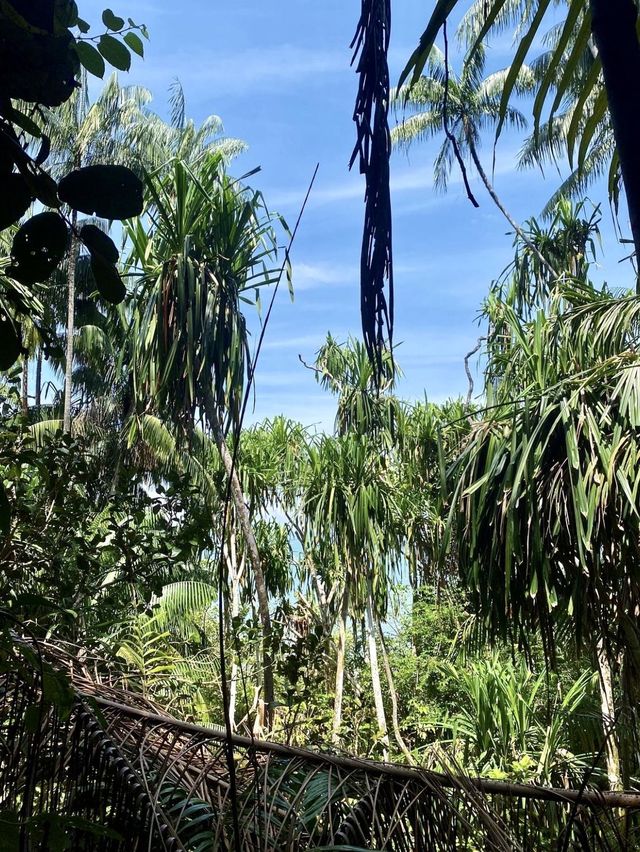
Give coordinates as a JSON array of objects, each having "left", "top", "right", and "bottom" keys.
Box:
[
  {"left": 378, "top": 623, "right": 414, "bottom": 765},
  {"left": 227, "top": 532, "right": 245, "bottom": 731},
  {"left": 204, "top": 391, "right": 275, "bottom": 728},
  {"left": 63, "top": 212, "right": 79, "bottom": 434},
  {"left": 597, "top": 637, "right": 623, "bottom": 790},
  {"left": 35, "top": 348, "right": 42, "bottom": 412},
  {"left": 365, "top": 585, "right": 389, "bottom": 761},
  {"left": 332, "top": 585, "right": 350, "bottom": 746},
  {"left": 21, "top": 356, "right": 28, "bottom": 416}
]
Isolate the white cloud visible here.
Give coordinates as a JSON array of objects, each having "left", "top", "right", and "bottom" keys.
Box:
[
  {"left": 271, "top": 144, "right": 525, "bottom": 211},
  {"left": 137, "top": 44, "right": 348, "bottom": 97},
  {"left": 291, "top": 261, "right": 357, "bottom": 291}
]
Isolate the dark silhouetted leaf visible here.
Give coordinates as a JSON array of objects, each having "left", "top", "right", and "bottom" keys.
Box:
[
  {"left": 0, "top": 173, "right": 33, "bottom": 230},
  {"left": 21, "top": 169, "right": 59, "bottom": 208},
  {"left": 102, "top": 8, "right": 125, "bottom": 30},
  {"left": 35, "top": 135, "right": 51, "bottom": 165},
  {"left": 76, "top": 17, "right": 90, "bottom": 33},
  {"left": 98, "top": 34, "right": 130, "bottom": 71},
  {"left": 75, "top": 298, "right": 106, "bottom": 328},
  {"left": 7, "top": 107, "right": 42, "bottom": 138},
  {"left": 80, "top": 223, "right": 118, "bottom": 263},
  {"left": 0, "top": 19, "right": 79, "bottom": 106},
  {"left": 0, "top": 125, "right": 20, "bottom": 176},
  {"left": 75, "top": 41, "right": 105, "bottom": 78},
  {"left": 55, "top": 0, "right": 80, "bottom": 30},
  {"left": 91, "top": 256, "right": 126, "bottom": 304},
  {"left": 10, "top": 212, "right": 68, "bottom": 284},
  {"left": 0, "top": 313, "right": 22, "bottom": 370},
  {"left": 6, "top": 0, "right": 54, "bottom": 32},
  {"left": 58, "top": 165, "right": 143, "bottom": 219}
]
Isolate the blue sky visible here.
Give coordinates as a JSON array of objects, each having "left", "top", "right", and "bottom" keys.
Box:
[{"left": 81, "top": 0, "right": 635, "bottom": 431}]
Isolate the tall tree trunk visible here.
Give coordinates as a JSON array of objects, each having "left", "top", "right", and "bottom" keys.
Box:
[
  {"left": 591, "top": 0, "right": 640, "bottom": 289},
  {"left": 20, "top": 356, "right": 28, "bottom": 416},
  {"left": 597, "top": 637, "right": 623, "bottom": 791},
  {"left": 365, "top": 583, "right": 389, "bottom": 761},
  {"left": 468, "top": 141, "right": 557, "bottom": 278},
  {"left": 63, "top": 212, "right": 79, "bottom": 434},
  {"left": 204, "top": 392, "right": 275, "bottom": 729},
  {"left": 35, "top": 348, "right": 42, "bottom": 412},
  {"left": 378, "top": 623, "right": 414, "bottom": 764},
  {"left": 332, "top": 585, "right": 350, "bottom": 746},
  {"left": 226, "top": 532, "right": 245, "bottom": 731}
]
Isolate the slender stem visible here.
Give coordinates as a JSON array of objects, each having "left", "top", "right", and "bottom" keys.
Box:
[
  {"left": 365, "top": 583, "right": 389, "bottom": 761},
  {"left": 63, "top": 211, "right": 79, "bottom": 434},
  {"left": 378, "top": 623, "right": 415, "bottom": 765},
  {"left": 332, "top": 586, "right": 350, "bottom": 745},
  {"left": 596, "top": 637, "right": 623, "bottom": 791},
  {"left": 35, "top": 348, "right": 42, "bottom": 412},
  {"left": 464, "top": 336, "right": 485, "bottom": 406},
  {"left": 468, "top": 140, "right": 558, "bottom": 279},
  {"left": 20, "top": 356, "right": 28, "bottom": 416}
]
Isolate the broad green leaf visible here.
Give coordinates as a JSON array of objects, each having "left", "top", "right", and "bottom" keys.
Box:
[
  {"left": 98, "top": 34, "right": 131, "bottom": 71},
  {"left": 102, "top": 8, "right": 125, "bottom": 30},
  {"left": 123, "top": 31, "right": 144, "bottom": 57},
  {"left": 75, "top": 40, "right": 105, "bottom": 78}
]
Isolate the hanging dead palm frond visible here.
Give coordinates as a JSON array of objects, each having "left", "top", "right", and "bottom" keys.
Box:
[{"left": 351, "top": 0, "right": 394, "bottom": 378}]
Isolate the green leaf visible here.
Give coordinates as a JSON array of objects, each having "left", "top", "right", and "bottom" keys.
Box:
[
  {"left": 76, "top": 17, "right": 90, "bottom": 33},
  {"left": 102, "top": 9, "right": 125, "bottom": 31},
  {"left": 98, "top": 34, "right": 131, "bottom": 71},
  {"left": 0, "top": 314, "right": 21, "bottom": 371},
  {"left": 495, "top": 0, "right": 553, "bottom": 142},
  {"left": 398, "top": 0, "right": 460, "bottom": 88},
  {"left": 123, "top": 31, "right": 144, "bottom": 57},
  {"left": 75, "top": 41, "right": 105, "bottom": 78}
]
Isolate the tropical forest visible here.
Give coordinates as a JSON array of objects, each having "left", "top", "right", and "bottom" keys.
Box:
[{"left": 2, "top": 0, "right": 640, "bottom": 849}]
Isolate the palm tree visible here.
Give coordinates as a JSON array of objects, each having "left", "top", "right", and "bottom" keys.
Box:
[
  {"left": 448, "top": 207, "right": 640, "bottom": 789},
  {"left": 42, "top": 72, "right": 152, "bottom": 432},
  {"left": 127, "top": 80, "right": 246, "bottom": 171},
  {"left": 302, "top": 433, "right": 402, "bottom": 758},
  {"left": 126, "top": 152, "right": 287, "bottom": 727},
  {"left": 302, "top": 336, "right": 405, "bottom": 757},
  {"left": 392, "top": 45, "right": 540, "bottom": 256},
  {"left": 400, "top": 0, "right": 640, "bottom": 276},
  {"left": 516, "top": 26, "right": 614, "bottom": 219}
]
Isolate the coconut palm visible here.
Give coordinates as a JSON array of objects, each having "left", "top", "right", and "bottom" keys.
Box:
[
  {"left": 392, "top": 45, "right": 538, "bottom": 251},
  {"left": 126, "top": 151, "right": 287, "bottom": 727},
  {"left": 400, "top": 0, "right": 640, "bottom": 275},
  {"left": 127, "top": 80, "right": 246, "bottom": 172}
]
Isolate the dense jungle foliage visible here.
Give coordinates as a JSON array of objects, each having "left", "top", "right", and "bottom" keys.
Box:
[{"left": 2, "top": 0, "right": 640, "bottom": 848}]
